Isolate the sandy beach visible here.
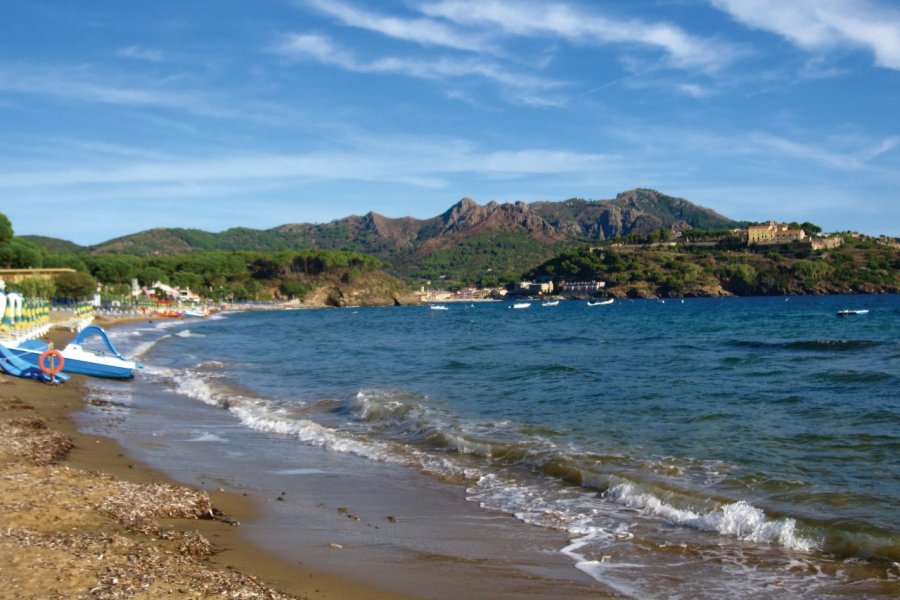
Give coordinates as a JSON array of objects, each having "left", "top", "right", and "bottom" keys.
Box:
[{"left": 0, "top": 322, "right": 413, "bottom": 600}]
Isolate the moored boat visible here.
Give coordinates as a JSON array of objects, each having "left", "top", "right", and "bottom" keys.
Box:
[
  {"left": 541, "top": 300, "right": 559, "bottom": 307},
  {"left": 512, "top": 302, "right": 531, "bottom": 309},
  {"left": 587, "top": 298, "right": 614, "bottom": 306}
]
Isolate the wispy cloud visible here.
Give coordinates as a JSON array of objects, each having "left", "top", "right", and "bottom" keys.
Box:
[
  {"left": 0, "top": 63, "right": 235, "bottom": 118},
  {"left": 711, "top": 0, "right": 900, "bottom": 70},
  {"left": 0, "top": 139, "right": 617, "bottom": 191},
  {"left": 304, "top": 0, "right": 493, "bottom": 54},
  {"left": 283, "top": 1, "right": 741, "bottom": 107},
  {"left": 116, "top": 46, "right": 164, "bottom": 62},
  {"left": 419, "top": 0, "right": 740, "bottom": 73},
  {"left": 676, "top": 83, "right": 712, "bottom": 98},
  {"left": 272, "top": 33, "right": 566, "bottom": 101},
  {"left": 749, "top": 132, "right": 900, "bottom": 171}
]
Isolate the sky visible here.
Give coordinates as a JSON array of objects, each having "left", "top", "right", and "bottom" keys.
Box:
[{"left": 1, "top": 0, "right": 899, "bottom": 245}]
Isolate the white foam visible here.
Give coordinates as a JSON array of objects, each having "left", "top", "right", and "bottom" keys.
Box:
[
  {"left": 270, "top": 468, "right": 331, "bottom": 476},
  {"left": 186, "top": 432, "right": 229, "bottom": 443},
  {"left": 562, "top": 532, "right": 647, "bottom": 599},
  {"left": 229, "top": 404, "right": 402, "bottom": 465},
  {"left": 605, "top": 481, "right": 818, "bottom": 552},
  {"left": 174, "top": 373, "right": 225, "bottom": 407},
  {"left": 130, "top": 338, "right": 161, "bottom": 359},
  {"left": 150, "top": 319, "right": 184, "bottom": 331}
]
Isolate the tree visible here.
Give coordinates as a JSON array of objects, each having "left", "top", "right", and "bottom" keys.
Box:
[
  {"left": 800, "top": 221, "right": 822, "bottom": 236},
  {"left": 136, "top": 266, "right": 168, "bottom": 287},
  {"left": 43, "top": 253, "right": 88, "bottom": 272},
  {"left": 88, "top": 256, "right": 138, "bottom": 284},
  {"left": 0, "top": 212, "right": 12, "bottom": 246},
  {"left": 54, "top": 271, "right": 98, "bottom": 299},
  {"left": 171, "top": 271, "right": 203, "bottom": 291},
  {"left": 649, "top": 228, "right": 671, "bottom": 243},
  {"left": 280, "top": 279, "right": 310, "bottom": 299},
  {"left": 725, "top": 263, "right": 757, "bottom": 294},
  {"left": 0, "top": 239, "right": 43, "bottom": 268},
  {"left": 16, "top": 276, "right": 56, "bottom": 299}
]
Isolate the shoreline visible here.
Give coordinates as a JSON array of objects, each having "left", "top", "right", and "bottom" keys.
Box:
[
  {"left": 0, "top": 321, "right": 416, "bottom": 599},
  {"left": 73, "top": 314, "right": 617, "bottom": 600}
]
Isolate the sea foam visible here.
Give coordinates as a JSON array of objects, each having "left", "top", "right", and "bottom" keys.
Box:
[{"left": 605, "top": 481, "right": 818, "bottom": 552}]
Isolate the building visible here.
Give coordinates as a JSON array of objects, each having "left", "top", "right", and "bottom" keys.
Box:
[
  {"left": 560, "top": 280, "right": 606, "bottom": 295},
  {"left": 514, "top": 281, "right": 554, "bottom": 296},
  {"left": 0, "top": 268, "right": 76, "bottom": 285},
  {"left": 810, "top": 236, "right": 844, "bottom": 251},
  {"left": 139, "top": 280, "right": 200, "bottom": 302},
  {"left": 747, "top": 221, "right": 806, "bottom": 245}
]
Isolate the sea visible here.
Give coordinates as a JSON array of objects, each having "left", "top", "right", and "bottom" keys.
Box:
[{"left": 77, "top": 295, "right": 899, "bottom": 599}]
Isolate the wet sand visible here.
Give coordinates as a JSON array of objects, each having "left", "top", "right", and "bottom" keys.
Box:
[{"left": 0, "top": 324, "right": 413, "bottom": 599}]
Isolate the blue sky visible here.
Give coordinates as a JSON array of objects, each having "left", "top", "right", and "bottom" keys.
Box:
[{"left": 1, "top": 0, "right": 898, "bottom": 245}]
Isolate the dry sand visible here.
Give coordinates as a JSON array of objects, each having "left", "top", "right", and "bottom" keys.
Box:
[{"left": 0, "top": 323, "right": 415, "bottom": 599}]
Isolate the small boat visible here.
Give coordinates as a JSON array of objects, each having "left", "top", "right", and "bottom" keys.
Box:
[
  {"left": 512, "top": 302, "right": 531, "bottom": 309},
  {"left": 587, "top": 299, "right": 614, "bottom": 306},
  {"left": 836, "top": 309, "right": 869, "bottom": 317},
  {"left": 430, "top": 305, "right": 449, "bottom": 311},
  {"left": 182, "top": 308, "right": 209, "bottom": 318},
  {"left": 13, "top": 325, "right": 139, "bottom": 379},
  {"left": 541, "top": 300, "right": 559, "bottom": 307},
  {"left": 0, "top": 342, "right": 69, "bottom": 384}
]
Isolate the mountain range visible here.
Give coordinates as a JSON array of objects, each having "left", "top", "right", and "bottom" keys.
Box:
[{"left": 26, "top": 189, "right": 738, "bottom": 280}]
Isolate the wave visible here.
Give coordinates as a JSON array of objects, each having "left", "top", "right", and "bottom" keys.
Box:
[
  {"left": 816, "top": 370, "right": 893, "bottom": 383},
  {"left": 157, "top": 372, "right": 899, "bottom": 564},
  {"left": 167, "top": 372, "right": 402, "bottom": 465},
  {"left": 605, "top": 481, "right": 816, "bottom": 551},
  {"left": 176, "top": 329, "right": 205, "bottom": 338},
  {"left": 229, "top": 404, "right": 400, "bottom": 463},
  {"left": 186, "top": 432, "right": 229, "bottom": 443},
  {"left": 731, "top": 339, "right": 884, "bottom": 352},
  {"left": 730, "top": 339, "right": 882, "bottom": 352},
  {"left": 351, "top": 390, "right": 900, "bottom": 563}
]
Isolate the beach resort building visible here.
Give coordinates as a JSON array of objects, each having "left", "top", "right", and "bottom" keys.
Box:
[
  {"left": 747, "top": 221, "right": 806, "bottom": 245},
  {"left": 560, "top": 281, "right": 606, "bottom": 295},
  {"left": 515, "top": 281, "right": 554, "bottom": 296}
]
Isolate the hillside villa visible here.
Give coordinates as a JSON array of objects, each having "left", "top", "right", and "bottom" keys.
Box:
[{"left": 747, "top": 221, "right": 806, "bottom": 245}]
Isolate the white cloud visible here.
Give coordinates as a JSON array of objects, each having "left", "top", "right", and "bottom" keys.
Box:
[
  {"left": 420, "top": 0, "right": 739, "bottom": 72},
  {"left": 676, "top": 83, "right": 712, "bottom": 98},
  {"left": 304, "top": 0, "right": 492, "bottom": 53},
  {"left": 0, "top": 64, "right": 235, "bottom": 118},
  {"left": 273, "top": 33, "right": 565, "bottom": 96},
  {"left": 711, "top": 0, "right": 900, "bottom": 70},
  {"left": 116, "top": 46, "right": 164, "bottom": 62},
  {"left": 274, "top": 33, "right": 355, "bottom": 68},
  {"left": 0, "top": 141, "right": 616, "bottom": 191},
  {"left": 749, "top": 132, "right": 900, "bottom": 171}
]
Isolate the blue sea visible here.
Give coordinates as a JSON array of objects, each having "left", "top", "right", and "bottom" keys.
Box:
[{"left": 80, "top": 295, "right": 900, "bottom": 599}]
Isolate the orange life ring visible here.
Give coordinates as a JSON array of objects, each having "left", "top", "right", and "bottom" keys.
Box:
[{"left": 39, "top": 349, "right": 65, "bottom": 375}]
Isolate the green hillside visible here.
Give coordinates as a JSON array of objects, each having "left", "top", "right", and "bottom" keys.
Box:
[{"left": 527, "top": 237, "right": 899, "bottom": 297}]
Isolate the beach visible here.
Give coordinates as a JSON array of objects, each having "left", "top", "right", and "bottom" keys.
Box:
[{"left": 0, "top": 324, "right": 411, "bottom": 600}]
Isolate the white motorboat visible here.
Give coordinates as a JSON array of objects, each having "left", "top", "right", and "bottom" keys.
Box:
[{"left": 587, "top": 298, "right": 614, "bottom": 306}]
